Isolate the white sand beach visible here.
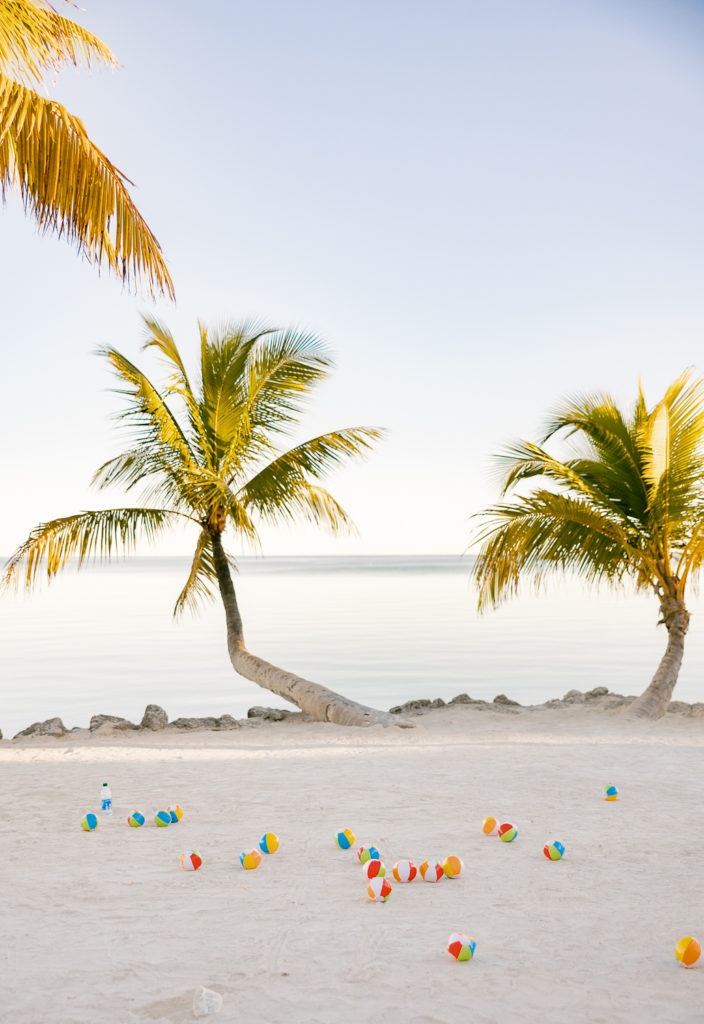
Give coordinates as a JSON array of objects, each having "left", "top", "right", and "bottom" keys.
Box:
[{"left": 2, "top": 704, "right": 703, "bottom": 1024}]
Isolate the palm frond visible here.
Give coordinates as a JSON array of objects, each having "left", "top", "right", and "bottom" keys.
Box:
[
  {"left": 0, "top": 0, "right": 116, "bottom": 84},
  {"left": 2, "top": 507, "right": 179, "bottom": 589},
  {"left": 245, "top": 328, "right": 333, "bottom": 434},
  {"left": 0, "top": 74, "right": 174, "bottom": 298},
  {"left": 173, "top": 530, "right": 231, "bottom": 617}
]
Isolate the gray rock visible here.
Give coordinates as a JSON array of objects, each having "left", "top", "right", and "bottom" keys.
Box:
[
  {"left": 389, "top": 699, "right": 432, "bottom": 714},
  {"left": 667, "top": 701, "right": 692, "bottom": 714},
  {"left": 169, "top": 716, "right": 219, "bottom": 730},
  {"left": 493, "top": 694, "right": 521, "bottom": 706},
  {"left": 543, "top": 699, "right": 565, "bottom": 708},
  {"left": 140, "top": 704, "right": 168, "bottom": 731},
  {"left": 89, "top": 714, "right": 139, "bottom": 732},
  {"left": 247, "top": 706, "right": 295, "bottom": 722},
  {"left": 562, "top": 689, "right": 585, "bottom": 705},
  {"left": 449, "top": 693, "right": 486, "bottom": 705},
  {"left": 14, "top": 717, "right": 67, "bottom": 739},
  {"left": 689, "top": 703, "right": 704, "bottom": 718},
  {"left": 216, "top": 714, "right": 241, "bottom": 730},
  {"left": 585, "top": 687, "right": 610, "bottom": 699}
]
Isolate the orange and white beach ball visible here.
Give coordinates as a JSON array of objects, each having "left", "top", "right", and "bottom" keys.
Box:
[
  {"left": 367, "top": 877, "right": 392, "bottom": 902},
  {"left": 675, "top": 936, "right": 701, "bottom": 968},
  {"left": 419, "top": 859, "right": 444, "bottom": 882},
  {"left": 482, "top": 816, "right": 498, "bottom": 835},
  {"left": 392, "top": 859, "right": 417, "bottom": 883},
  {"left": 180, "top": 850, "right": 202, "bottom": 871}
]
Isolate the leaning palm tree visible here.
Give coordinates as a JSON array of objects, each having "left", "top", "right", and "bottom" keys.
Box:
[
  {"left": 0, "top": 0, "right": 174, "bottom": 298},
  {"left": 471, "top": 370, "right": 704, "bottom": 719},
  {"left": 2, "top": 317, "right": 404, "bottom": 727}
]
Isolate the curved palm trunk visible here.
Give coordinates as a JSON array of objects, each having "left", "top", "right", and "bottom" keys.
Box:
[
  {"left": 627, "top": 596, "right": 690, "bottom": 719},
  {"left": 211, "top": 534, "right": 410, "bottom": 727}
]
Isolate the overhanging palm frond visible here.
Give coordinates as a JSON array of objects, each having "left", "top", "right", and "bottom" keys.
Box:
[
  {"left": 246, "top": 328, "right": 333, "bottom": 434},
  {"left": 0, "top": 0, "right": 116, "bottom": 84},
  {"left": 173, "top": 530, "right": 228, "bottom": 617},
  {"left": 2, "top": 507, "right": 180, "bottom": 589},
  {"left": 0, "top": 75, "right": 174, "bottom": 298}
]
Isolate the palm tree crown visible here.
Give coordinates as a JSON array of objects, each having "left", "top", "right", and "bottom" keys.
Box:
[
  {"left": 0, "top": 0, "right": 173, "bottom": 297},
  {"left": 471, "top": 370, "right": 704, "bottom": 716},
  {"left": 4, "top": 317, "right": 381, "bottom": 615}
]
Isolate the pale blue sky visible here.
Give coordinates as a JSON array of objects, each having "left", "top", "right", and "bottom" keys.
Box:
[{"left": 1, "top": 0, "right": 703, "bottom": 556}]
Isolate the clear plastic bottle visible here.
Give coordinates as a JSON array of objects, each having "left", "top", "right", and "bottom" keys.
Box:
[{"left": 100, "top": 782, "right": 113, "bottom": 816}]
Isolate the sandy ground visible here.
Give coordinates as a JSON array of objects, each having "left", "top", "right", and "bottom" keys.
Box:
[{"left": 1, "top": 705, "right": 703, "bottom": 1024}]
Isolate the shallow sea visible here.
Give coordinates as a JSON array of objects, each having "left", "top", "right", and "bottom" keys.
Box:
[{"left": 1, "top": 555, "right": 703, "bottom": 737}]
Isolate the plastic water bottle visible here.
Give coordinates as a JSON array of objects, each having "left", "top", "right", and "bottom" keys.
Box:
[{"left": 100, "top": 782, "right": 113, "bottom": 816}]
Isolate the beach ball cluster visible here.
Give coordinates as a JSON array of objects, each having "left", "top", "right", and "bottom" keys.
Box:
[
  {"left": 483, "top": 817, "right": 518, "bottom": 842},
  {"left": 239, "top": 832, "right": 280, "bottom": 870}
]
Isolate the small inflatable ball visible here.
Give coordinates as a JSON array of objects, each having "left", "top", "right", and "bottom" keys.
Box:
[
  {"left": 80, "top": 813, "right": 99, "bottom": 832},
  {"left": 357, "top": 845, "right": 380, "bottom": 865},
  {"left": 544, "top": 840, "right": 565, "bottom": 861},
  {"left": 419, "top": 859, "right": 444, "bottom": 882},
  {"left": 154, "top": 810, "right": 171, "bottom": 828},
  {"left": 392, "top": 859, "right": 417, "bottom": 883},
  {"left": 448, "top": 932, "right": 477, "bottom": 962},
  {"left": 127, "top": 811, "right": 145, "bottom": 828},
  {"left": 240, "top": 848, "right": 262, "bottom": 870},
  {"left": 180, "top": 849, "right": 202, "bottom": 871},
  {"left": 366, "top": 877, "right": 392, "bottom": 902},
  {"left": 259, "top": 832, "right": 279, "bottom": 854},
  {"left": 167, "top": 805, "right": 183, "bottom": 823},
  {"left": 362, "top": 859, "right": 386, "bottom": 880},
  {"left": 498, "top": 823, "right": 517, "bottom": 843},
  {"left": 335, "top": 828, "right": 355, "bottom": 850},
  {"left": 482, "top": 816, "right": 498, "bottom": 836},
  {"left": 675, "top": 936, "right": 701, "bottom": 968},
  {"left": 603, "top": 785, "right": 619, "bottom": 801},
  {"left": 442, "top": 855, "right": 464, "bottom": 879}
]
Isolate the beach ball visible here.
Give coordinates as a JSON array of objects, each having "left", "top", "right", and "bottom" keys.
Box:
[
  {"left": 392, "top": 859, "right": 417, "bottom": 883},
  {"left": 482, "top": 816, "right": 498, "bottom": 836},
  {"left": 419, "top": 859, "right": 444, "bottom": 882},
  {"left": 357, "top": 845, "right": 381, "bottom": 865},
  {"left": 498, "top": 823, "right": 517, "bottom": 843},
  {"left": 544, "top": 841, "right": 565, "bottom": 861},
  {"left": 259, "top": 832, "right": 279, "bottom": 854},
  {"left": 240, "top": 848, "right": 262, "bottom": 870},
  {"left": 367, "top": 877, "right": 392, "bottom": 902},
  {"left": 442, "top": 855, "right": 465, "bottom": 879},
  {"left": 154, "top": 810, "right": 171, "bottom": 827},
  {"left": 127, "top": 811, "right": 145, "bottom": 828},
  {"left": 80, "top": 813, "right": 99, "bottom": 831},
  {"left": 167, "top": 805, "right": 183, "bottom": 823},
  {"left": 180, "top": 849, "right": 202, "bottom": 871},
  {"left": 448, "top": 932, "right": 477, "bottom": 962},
  {"left": 335, "top": 828, "right": 355, "bottom": 850},
  {"left": 675, "top": 936, "right": 701, "bottom": 968},
  {"left": 603, "top": 785, "right": 619, "bottom": 801},
  {"left": 363, "top": 859, "right": 386, "bottom": 880}
]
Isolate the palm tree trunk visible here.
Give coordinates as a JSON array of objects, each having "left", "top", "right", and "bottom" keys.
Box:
[
  {"left": 211, "top": 533, "right": 410, "bottom": 727},
  {"left": 627, "top": 596, "right": 690, "bottom": 719}
]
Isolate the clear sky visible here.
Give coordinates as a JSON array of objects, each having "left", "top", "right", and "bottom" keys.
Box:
[{"left": 1, "top": 0, "right": 703, "bottom": 557}]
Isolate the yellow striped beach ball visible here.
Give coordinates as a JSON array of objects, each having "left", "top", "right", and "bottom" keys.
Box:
[
  {"left": 167, "top": 805, "right": 184, "bottom": 823},
  {"left": 482, "top": 816, "right": 498, "bottom": 835},
  {"left": 240, "top": 848, "right": 262, "bottom": 870},
  {"left": 335, "top": 828, "right": 355, "bottom": 850},
  {"left": 259, "top": 832, "right": 279, "bottom": 854},
  {"left": 675, "top": 936, "right": 701, "bottom": 968},
  {"left": 442, "top": 855, "right": 464, "bottom": 879}
]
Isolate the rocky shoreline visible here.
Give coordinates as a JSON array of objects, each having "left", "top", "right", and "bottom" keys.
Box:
[{"left": 4, "top": 687, "right": 704, "bottom": 741}]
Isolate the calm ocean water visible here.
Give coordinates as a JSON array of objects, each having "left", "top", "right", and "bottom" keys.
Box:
[{"left": 1, "top": 555, "right": 703, "bottom": 737}]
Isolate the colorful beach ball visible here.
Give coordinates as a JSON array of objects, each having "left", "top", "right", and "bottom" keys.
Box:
[
  {"left": 127, "top": 811, "right": 145, "bottom": 828},
  {"left": 366, "top": 877, "right": 392, "bottom": 902},
  {"left": 357, "top": 845, "right": 381, "bottom": 865},
  {"left": 180, "top": 850, "right": 202, "bottom": 871},
  {"left": 336, "top": 828, "right": 355, "bottom": 850},
  {"left": 240, "top": 848, "right": 262, "bottom": 870},
  {"left": 154, "top": 810, "right": 171, "bottom": 827},
  {"left": 392, "top": 859, "right": 417, "bottom": 883},
  {"left": 259, "top": 832, "right": 279, "bottom": 854},
  {"left": 80, "top": 813, "right": 99, "bottom": 832},
  {"left": 419, "top": 859, "right": 444, "bottom": 882},
  {"left": 442, "top": 856, "right": 464, "bottom": 879},
  {"left": 482, "top": 816, "right": 498, "bottom": 836},
  {"left": 498, "top": 823, "right": 517, "bottom": 843},
  {"left": 544, "top": 841, "right": 565, "bottom": 861},
  {"left": 448, "top": 933, "right": 477, "bottom": 962},
  {"left": 675, "top": 936, "right": 701, "bottom": 968},
  {"left": 362, "top": 859, "right": 386, "bottom": 880},
  {"left": 167, "top": 805, "right": 184, "bottom": 823},
  {"left": 603, "top": 785, "right": 619, "bottom": 801}
]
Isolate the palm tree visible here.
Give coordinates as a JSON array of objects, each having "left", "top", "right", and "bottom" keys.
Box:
[
  {"left": 0, "top": 0, "right": 174, "bottom": 298},
  {"left": 471, "top": 370, "right": 704, "bottom": 719},
  {"left": 2, "top": 317, "right": 404, "bottom": 727}
]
